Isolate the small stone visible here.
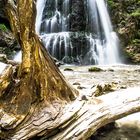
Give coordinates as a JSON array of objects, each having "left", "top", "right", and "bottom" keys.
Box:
[
  {"left": 64, "top": 68, "right": 74, "bottom": 71},
  {"left": 81, "top": 95, "right": 88, "bottom": 101},
  {"left": 73, "top": 82, "right": 80, "bottom": 85},
  {"left": 91, "top": 85, "right": 96, "bottom": 89},
  {"left": 134, "top": 69, "right": 140, "bottom": 72},
  {"left": 88, "top": 67, "right": 103, "bottom": 72},
  {"left": 56, "top": 62, "right": 64, "bottom": 67},
  {"left": 120, "top": 85, "right": 127, "bottom": 89},
  {"left": 107, "top": 68, "right": 114, "bottom": 72},
  {"left": 77, "top": 86, "right": 86, "bottom": 90}
]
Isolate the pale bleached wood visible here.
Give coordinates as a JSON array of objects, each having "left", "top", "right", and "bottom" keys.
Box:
[
  {"left": 2, "top": 87, "right": 140, "bottom": 140},
  {"left": 51, "top": 87, "right": 140, "bottom": 140},
  {"left": 1, "top": 1, "right": 140, "bottom": 140}
]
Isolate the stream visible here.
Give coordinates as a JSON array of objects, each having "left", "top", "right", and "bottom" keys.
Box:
[
  {"left": 60, "top": 64, "right": 140, "bottom": 140},
  {"left": 0, "top": 63, "right": 140, "bottom": 139}
]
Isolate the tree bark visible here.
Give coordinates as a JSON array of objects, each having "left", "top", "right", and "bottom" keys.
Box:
[
  {"left": 0, "top": 0, "right": 78, "bottom": 137},
  {"left": 0, "top": 0, "right": 140, "bottom": 140}
]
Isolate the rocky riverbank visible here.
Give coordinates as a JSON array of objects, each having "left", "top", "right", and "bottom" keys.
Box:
[{"left": 60, "top": 64, "right": 140, "bottom": 140}]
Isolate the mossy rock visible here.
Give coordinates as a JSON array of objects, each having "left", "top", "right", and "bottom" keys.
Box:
[
  {"left": 94, "top": 83, "right": 118, "bottom": 97},
  {"left": 88, "top": 67, "right": 103, "bottom": 72}
]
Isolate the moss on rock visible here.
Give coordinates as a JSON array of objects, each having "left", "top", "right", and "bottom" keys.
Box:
[{"left": 88, "top": 67, "right": 103, "bottom": 72}]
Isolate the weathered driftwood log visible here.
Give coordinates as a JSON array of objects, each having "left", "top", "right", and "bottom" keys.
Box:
[
  {"left": 0, "top": 0, "right": 140, "bottom": 140},
  {"left": 0, "top": 78, "right": 140, "bottom": 140}
]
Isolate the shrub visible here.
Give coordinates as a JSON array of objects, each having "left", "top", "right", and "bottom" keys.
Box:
[{"left": 130, "top": 9, "right": 140, "bottom": 17}]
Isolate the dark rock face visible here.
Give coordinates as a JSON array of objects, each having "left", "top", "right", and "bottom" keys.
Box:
[
  {"left": 40, "top": 0, "right": 92, "bottom": 64},
  {"left": 41, "top": 0, "right": 86, "bottom": 33},
  {"left": 0, "top": 0, "right": 10, "bottom": 28},
  {"left": 0, "top": 1, "right": 18, "bottom": 59},
  {"left": 70, "top": 0, "right": 86, "bottom": 32},
  {"left": 0, "top": 0, "right": 5, "bottom": 18},
  {"left": 0, "top": 30, "right": 18, "bottom": 59},
  {"left": 41, "top": 32, "right": 90, "bottom": 64}
]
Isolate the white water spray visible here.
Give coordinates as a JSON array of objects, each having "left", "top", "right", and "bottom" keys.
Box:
[
  {"left": 35, "top": 0, "right": 121, "bottom": 64},
  {"left": 88, "top": 0, "right": 120, "bottom": 64},
  {"left": 13, "top": 51, "right": 22, "bottom": 62},
  {"left": 35, "top": 0, "right": 46, "bottom": 34}
]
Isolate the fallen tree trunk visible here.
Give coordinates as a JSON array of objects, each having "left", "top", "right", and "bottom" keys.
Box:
[
  {"left": 0, "top": 83, "right": 140, "bottom": 140},
  {"left": 52, "top": 87, "right": 140, "bottom": 140},
  {"left": 0, "top": 0, "right": 140, "bottom": 140}
]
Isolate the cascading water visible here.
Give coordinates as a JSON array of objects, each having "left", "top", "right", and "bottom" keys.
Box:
[
  {"left": 35, "top": 0, "right": 75, "bottom": 63},
  {"left": 35, "top": 0, "right": 121, "bottom": 65},
  {"left": 87, "top": 0, "right": 120, "bottom": 64},
  {"left": 14, "top": 0, "right": 121, "bottom": 65}
]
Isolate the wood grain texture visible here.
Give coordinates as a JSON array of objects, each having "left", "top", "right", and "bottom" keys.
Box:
[{"left": 0, "top": 1, "right": 140, "bottom": 140}]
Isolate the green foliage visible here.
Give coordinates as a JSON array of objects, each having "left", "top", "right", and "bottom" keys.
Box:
[
  {"left": 107, "top": 0, "right": 117, "bottom": 8},
  {"left": 131, "top": 39, "right": 140, "bottom": 45},
  {"left": 0, "top": 24, "right": 8, "bottom": 32},
  {"left": 130, "top": 9, "right": 140, "bottom": 17}
]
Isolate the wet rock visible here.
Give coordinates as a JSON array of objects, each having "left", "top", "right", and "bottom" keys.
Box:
[
  {"left": 0, "top": 30, "right": 18, "bottom": 59},
  {"left": 51, "top": 56, "right": 64, "bottom": 67},
  {"left": 120, "top": 85, "right": 127, "bottom": 89},
  {"left": 73, "top": 82, "right": 81, "bottom": 86},
  {"left": 88, "top": 67, "right": 103, "bottom": 72},
  {"left": 77, "top": 85, "right": 86, "bottom": 90},
  {"left": 107, "top": 68, "right": 114, "bottom": 72},
  {"left": 64, "top": 68, "right": 74, "bottom": 71},
  {"left": 94, "top": 83, "right": 118, "bottom": 97},
  {"left": 81, "top": 95, "right": 88, "bottom": 101},
  {"left": 39, "top": 0, "right": 93, "bottom": 64},
  {"left": 70, "top": 0, "right": 86, "bottom": 32},
  {"left": 0, "top": 54, "right": 7, "bottom": 63},
  {"left": 91, "top": 85, "right": 96, "bottom": 89}
]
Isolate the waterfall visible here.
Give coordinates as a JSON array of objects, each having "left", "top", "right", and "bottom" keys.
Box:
[
  {"left": 35, "top": 0, "right": 121, "bottom": 65},
  {"left": 87, "top": 0, "right": 120, "bottom": 64},
  {"left": 35, "top": 0, "right": 46, "bottom": 34},
  {"left": 13, "top": 0, "right": 120, "bottom": 65}
]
